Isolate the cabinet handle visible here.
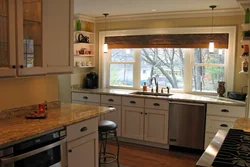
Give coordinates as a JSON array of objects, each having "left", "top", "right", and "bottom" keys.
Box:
[
  {"left": 108, "top": 99, "right": 114, "bottom": 102},
  {"left": 12, "top": 65, "right": 16, "bottom": 69},
  {"left": 141, "top": 112, "right": 143, "bottom": 114},
  {"left": 68, "top": 149, "right": 72, "bottom": 153},
  {"left": 83, "top": 96, "right": 88, "bottom": 100},
  {"left": 80, "top": 127, "right": 88, "bottom": 132},
  {"left": 170, "top": 138, "right": 177, "bottom": 142},
  {"left": 108, "top": 106, "right": 114, "bottom": 108},
  {"left": 220, "top": 124, "right": 228, "bottom": 128},
  {"left": 153, "top": 103, "right": 160, "bottom": 106},
  {"left": 145, "top": 113, "right": 148, "bottom": 115},
  {"left": 20, "top": 65, "right": 24, "bottom": 69},
  {"left": 130, "top": 101, "right": 136, "bottom": 104},
  {"left": 221, "top": 109, "right": 229, "bottom": 112}
]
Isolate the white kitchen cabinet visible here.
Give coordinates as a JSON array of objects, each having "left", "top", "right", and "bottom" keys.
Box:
[
  {"left": 68, "top": 132, "right": 98, "bottom": 167},
  {"left": 122, "top": 106, "right": 144, "bottom": 140},
  {"left": 102, "top": 104, "right": 122, "bottom": 136},
  {"left": 144, "top": 109, "right": 168, "bottom": 144},
  {"left": 67, "top": 117, "right": 98, "bottom": 167},
  {"left": 0, "top": 0, "right": 73, "bottom": 77},
  {"left": 204, "top": 132, "right": 216, "bottom": 148}
]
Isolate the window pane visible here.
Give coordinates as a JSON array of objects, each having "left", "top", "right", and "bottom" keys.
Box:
[
  {"left": 194, "top": 48, "right": 226, "bottom": 64},
  {"left": 111, "top": 49, "right": 134, "bottom": 62},
  {"left": 110, "top": 64, "right": 133, "bottom": 87},
  {"left": 192, "top": 66, "right": 224, "bottom": 92},
  {"left": 140, "top": 48, "right": 184, "bottom": 90}
]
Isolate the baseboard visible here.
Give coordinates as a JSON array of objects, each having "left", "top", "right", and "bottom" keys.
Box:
[{"left": 117, "top": 137, "right": 169, "bottom": 149}]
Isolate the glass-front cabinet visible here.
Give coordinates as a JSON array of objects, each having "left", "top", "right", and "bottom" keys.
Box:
[
  {"left": 16, "top": 0, "right": 45, "bottom": 76},
  {"left": 0, "top": 0, "right": 16, "bottom": 77}
]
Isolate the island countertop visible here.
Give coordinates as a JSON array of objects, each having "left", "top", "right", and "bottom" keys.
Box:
[
  {"left": 0, "top": 103, "right": 115, "bottom": 148},
  {"left": 233, "top": 118, "right": 250, "bottom": 132}
]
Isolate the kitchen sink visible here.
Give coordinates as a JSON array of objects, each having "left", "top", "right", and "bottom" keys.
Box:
[{"left": 130, "top": 91, "right": 173, "bottom": 97}]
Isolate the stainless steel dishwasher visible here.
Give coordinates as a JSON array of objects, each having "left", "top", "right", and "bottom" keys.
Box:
[{"left": 169, "top": 101, "right": 206, "bottom": 150}]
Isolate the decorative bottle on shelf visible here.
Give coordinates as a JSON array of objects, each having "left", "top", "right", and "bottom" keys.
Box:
[
  {"left": 76, "top": 20, "right": 81, "bottom": 31},
  {"left": 242, "top": 58, "right": 249, "bottom": 72},
  {"left": 245, "top": 8, "right": 250, "bottom": 24},
  {"left": 217, "top": 81, "right": 226, "bottom": 97},
  {"left": 242, "top": 45, "right": 249, "bottom": 57}
]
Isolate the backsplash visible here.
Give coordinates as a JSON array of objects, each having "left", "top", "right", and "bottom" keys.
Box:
[{"left": 0, "top": 100, "right": 61, "bottom": 120}]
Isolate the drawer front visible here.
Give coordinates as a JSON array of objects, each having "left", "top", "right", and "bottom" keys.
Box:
[
  {"left": 145, "top": 98, "right": 169, "bottom": 110},
  {"left": 67, "top": 117, "right": 98, "bottom": 142},
  {"left": 101, "top": 95, "right": 122, "bottom": 105},
  {"left": 206, "top": 115, "right": 236, "bottom": 133},
  {"left": 72, "top": 93, "right": 100, "bottom": 103},
  {"left": 122, "top": 96, "right": 144, "bottom": 107},
  {"left": 207, "top": 104, "right": 245, "bottom": 117}
]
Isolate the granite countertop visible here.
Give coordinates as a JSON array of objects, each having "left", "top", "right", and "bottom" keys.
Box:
[
  {"left": 0, "top": 103, "right": 115, "bottom": 148},
  {"left": 71, "top": 88, "right": 246, "bottom": 106},
  {"left": 233, "top": 118, "right": 250, "bottom": 132}
]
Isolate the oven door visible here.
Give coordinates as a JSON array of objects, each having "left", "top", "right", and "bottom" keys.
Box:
[{"left": 0, "top": 138, "right": 67, "bottom": 167}]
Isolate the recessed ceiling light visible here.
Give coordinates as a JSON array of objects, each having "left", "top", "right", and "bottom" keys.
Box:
[{"left": 152, "top": 9, "right": 157, "bottom": 12}]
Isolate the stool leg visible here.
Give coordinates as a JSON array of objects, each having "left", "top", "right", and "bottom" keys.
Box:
[
  {"left": 115, "top": 130, "right": 120, "bottom": 167},
  {"left": 103, "top": 132, "right": 108, "bottom": 162},
  {"left": 99, "top": 136, "right": 103, "bottom": 166}
]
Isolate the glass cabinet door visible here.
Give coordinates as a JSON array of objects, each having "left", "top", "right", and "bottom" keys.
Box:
[
  {"left": 16, "top": 0, "right": 44, "bottom": 75},
  {"left": 0, "top": 0, "right": 16, "bottom": 77}
]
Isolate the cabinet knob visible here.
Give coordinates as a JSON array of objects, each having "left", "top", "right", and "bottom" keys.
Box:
[
  {"left": 83, "top": 96, "right": 88, "bottom": 100},
  {"left": 12, "top": 65, "right": 16, "bottom": 69},
  {"left": 68, "top": 149, "right": 72, "bottom": 153},
  {"left": 20, "top": 65, "right": 24, "bottom": 69}
]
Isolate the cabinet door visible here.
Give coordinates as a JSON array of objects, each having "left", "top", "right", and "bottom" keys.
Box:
[
  {"left": 102, "top": 104, "right": 122, "bottom": 136},
  {"left": 0, "top": 0, "right": 16, "bottom": 77},
  {"left": 144, "top": 109, "right": 168, "bottom": 144},
  {"left": 122, "top": 106, "right": 144, "bottom": 140},
  {"left": 68, "top": 132, "right": 98, "bottom": 167},
  {"left": 43, "top": 0, "right": 73, "bottom": 74},
  {"left": 16, "top": 0, "right": 45, "bottom": 76}
]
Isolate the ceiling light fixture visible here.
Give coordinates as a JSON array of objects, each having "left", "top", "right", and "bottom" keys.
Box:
[
  {"left": 103, "top": 13, "right": 109, "bottom": 53},
  {"left": 209, "top": 5, "right": 216, "bottom": 53}
]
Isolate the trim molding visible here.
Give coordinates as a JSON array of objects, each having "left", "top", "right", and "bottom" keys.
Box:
[{"left": 95, "top": 8, "right": 243, "bottom": 23}]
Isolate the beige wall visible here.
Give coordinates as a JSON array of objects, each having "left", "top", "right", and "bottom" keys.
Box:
[
  {"left": 95, "top": 15, "right": 248, "bottom": 92},
  {"left": 0, "top": 76, "right": 59, "bottom": 111}
]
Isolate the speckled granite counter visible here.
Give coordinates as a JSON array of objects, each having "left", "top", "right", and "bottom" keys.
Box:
[
  {"left": 0, "top": 103, "right": 115, "bottom": 148},
  {"left": 233, "top": 118, "right": 250, "bottom": 132},
  {"left": 71, "top": 88, "right": 246, "bottom": 106}
]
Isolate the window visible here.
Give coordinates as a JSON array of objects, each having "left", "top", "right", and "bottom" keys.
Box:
[{"left": 100, "top": 27, "right": 236, "bottom": 94}]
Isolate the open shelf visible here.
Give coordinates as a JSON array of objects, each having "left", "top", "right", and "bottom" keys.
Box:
[
  {"left": 74, "top": 42, "right": 94, "bottom": 46},
  {"left": 74, "top": 66, "right": 95, "bottom": 68},
  {"left": 74, "top": 31, "right": 94, "bottom": 35},
  {"left": 239, "top": 71, "right": 248, "bottom": 74},
  {"left": 74, "top": 54, "right": 94, "bottom": 57}
]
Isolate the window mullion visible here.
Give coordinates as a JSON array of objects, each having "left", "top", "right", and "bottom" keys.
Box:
[
  {"left": 134, "top": 49, "right": 141, "bottom": 89},
  {"left": 184, "top": 48, "right": 193, "bottom": 93}
]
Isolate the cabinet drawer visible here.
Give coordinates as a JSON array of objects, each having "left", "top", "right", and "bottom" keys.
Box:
[
  {"left": 206, "top": 115, "right": 236, "bottom": 133},
  {"left": 207, "top": 104, "right": 245, "bottom": 117},
  {"left": 145, "top": 99, "right": 169, "bottom": 110},
  {"left": 101, "top": 95, "right": 122, "bottom": 105},
  {"left": 122, "top": 96, "right": 144, "bottom": 107},
  {"left": 72, "top": 93, "right": 100, "bottom": 103},
  {"left": 67, "top": 117, "right": 98, "bottom": 142}
]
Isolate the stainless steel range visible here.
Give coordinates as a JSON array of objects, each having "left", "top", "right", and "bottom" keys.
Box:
[{"left": 196, "top": 129, "right": 250, "bottom": 167}]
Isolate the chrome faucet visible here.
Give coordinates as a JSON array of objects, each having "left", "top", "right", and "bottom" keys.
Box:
[
  {"left": 150, "top": 77, "right": 158, "bottom": 93},
  {"left": 161, "top": 86, "right": 170, "bottom": 94}
]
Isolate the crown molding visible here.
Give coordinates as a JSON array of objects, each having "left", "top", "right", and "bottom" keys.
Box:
[
  {"left": 236, "top": 0, "right": 250, "bottom": 10},
  {"left": 94, "top": 8, "right": 243, "bottom": 23},
  {"left": 74, "top": 13, "right": 95, "bottom": 22}
]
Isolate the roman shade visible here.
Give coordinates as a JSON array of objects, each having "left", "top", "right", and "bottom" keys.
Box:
[{"left": 105, "top": 33, "right": 229, "bottom": 49}]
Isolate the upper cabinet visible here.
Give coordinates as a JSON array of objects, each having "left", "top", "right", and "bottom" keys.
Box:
[{"left": 0, "top": 0, "right": 73, "bottom": 78}]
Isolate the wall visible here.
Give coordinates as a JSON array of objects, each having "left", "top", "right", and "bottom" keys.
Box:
[
  {"left": 0, "top": 76, "right": 59, "bottom": 111},
  {"left": 95, "top": 15, "right": 248, "bottom": 92}
]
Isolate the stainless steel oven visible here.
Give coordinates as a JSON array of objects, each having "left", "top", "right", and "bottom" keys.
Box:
[{"left": 0, "top": 129, "right": 67, "bottom": 167}]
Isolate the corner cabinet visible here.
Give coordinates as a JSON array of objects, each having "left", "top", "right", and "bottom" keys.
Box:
[{"left": 0, "top": 0, "right": 73, "bottom": 78}]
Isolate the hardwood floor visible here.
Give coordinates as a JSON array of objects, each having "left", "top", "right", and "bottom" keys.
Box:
[{"left": 102, "top": 142, "right": 201, "bottom": 167}]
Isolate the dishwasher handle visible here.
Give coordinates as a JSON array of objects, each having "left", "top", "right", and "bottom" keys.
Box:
[{"left": 169, "top": 101, "right": 205, "bottom": 107}]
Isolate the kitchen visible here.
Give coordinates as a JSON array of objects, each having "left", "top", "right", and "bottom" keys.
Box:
[{"left": 0, "top": 0, "right": 250, "bottom": 167}]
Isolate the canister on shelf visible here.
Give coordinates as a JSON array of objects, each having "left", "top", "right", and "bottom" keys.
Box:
[{"left": 242, "top": 58, "right": 249, "bottom": 72}]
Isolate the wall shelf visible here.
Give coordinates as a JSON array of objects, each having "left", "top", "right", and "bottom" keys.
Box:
[
  {"left": 74, "top": 54, "right": 94, "bottom": 57},
  {"left": 74, "top": 31, "right": 94, "bottom": 35},
  {"left": 74, "top": 66, "right": 95, "bottom": 68},
  {"left": 239, "top": 71, "right": 248, "bottom": 74},
  {"left": 74, "top": 42, "right": 94, "bottom": 46}
]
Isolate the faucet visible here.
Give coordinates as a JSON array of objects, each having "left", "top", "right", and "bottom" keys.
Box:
[
  {"left": 150, "top": 77, "right": 158, "bottom": 93},
  {"left": 161, "top": 86, "right": 170, "bottom": 94}
]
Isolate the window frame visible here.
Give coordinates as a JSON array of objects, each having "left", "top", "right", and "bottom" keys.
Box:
[{"left": 99, "top": 27, "right": 236, "bottom": 93}]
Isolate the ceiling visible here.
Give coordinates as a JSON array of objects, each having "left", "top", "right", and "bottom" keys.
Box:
[{"left": 74, "top": 0, "right": 240, "bottom": 17}]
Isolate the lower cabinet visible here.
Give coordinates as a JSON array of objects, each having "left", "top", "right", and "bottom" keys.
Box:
[
  {"left": 144, "top": 109, "right": 168, "bottom": 144},
  {"left": 101, "top": 104, "right": 122, "bottom": 136},
  {"left": 122, "top": 106, "right": 144, "bottom": 140},
  {"left": 67, "top": 132, "right": 98, "bottom": 167}
]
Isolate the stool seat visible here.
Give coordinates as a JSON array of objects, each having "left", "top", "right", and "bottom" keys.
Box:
[{"left": 98, "top": 120, "right": 117, "bottom": 132}]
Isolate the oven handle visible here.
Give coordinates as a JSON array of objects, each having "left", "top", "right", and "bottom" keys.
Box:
[{"left": 1, "top": 138, "right": 67, "bottom": 164}]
